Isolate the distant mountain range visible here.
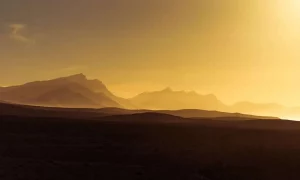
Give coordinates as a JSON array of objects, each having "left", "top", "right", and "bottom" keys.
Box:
[
  {"left": 0, "top": 73, "right": 299, "bottom": 118},
  {"left": 130, "top": 87, "right": 226, "bottom": 111}
]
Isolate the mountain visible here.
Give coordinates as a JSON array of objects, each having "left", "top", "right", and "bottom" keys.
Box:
[
  {"left": 1, "top": 74, "right": 299, "bottom": 118},
  {"left": 2, "top": 103, "right": 300, "bottom": 180},
  {"left": 0, "top": 74, "right": 123, "bottom": 108},
  {"left": 28, "top": 84, "right": 120, "bottom": 108},
  {"left": 64, "top": 74, "right": 135, "bottom": 108},
  {"left": 130, "top": 87, "right": 226, "bottom": 111},
  {"left": 157, "top": 109, "right": 279, "bottom": 119},
  {"left": 62, "top": 74, "right": 136, "bottom": 108},
  {"left": 0, "top": 101, "right": 279, "bottom": 120},
  {"left": 97, "top": 108, "right": 278, "bottom": 120},
  {"left": 130, "top": 88, "right": 300, "bottom": 118},
  {"left": 30, "top": 87, "right": 98, "bottom": 108},
  {"left": 0, "top": 101, "right": 108, "bottom": 118}
]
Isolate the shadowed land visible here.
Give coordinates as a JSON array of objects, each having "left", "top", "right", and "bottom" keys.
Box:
[
  {"left": 1, "top": 103, "right": 300, "bottom": 180},
  {"left": 0, "top": 102, "right": 279, "bottom": 120}
]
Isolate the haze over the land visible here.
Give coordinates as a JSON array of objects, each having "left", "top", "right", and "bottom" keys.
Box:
[
  {"left": 0, "top": 73, "right": 298, "bottom": 120},
  {"left": 1, "top": 0, "right": 300, "bottom": 109}
]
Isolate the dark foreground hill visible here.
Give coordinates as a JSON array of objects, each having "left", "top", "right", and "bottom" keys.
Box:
[
  {"left": 1, "top": 114, "right": 300, "bottom": 180},
  {"left": 1, "top": 104, "right": 300, "bottom": 179},
  {"left": 0, "top": 102, "right": 278, "bottom": 120}
]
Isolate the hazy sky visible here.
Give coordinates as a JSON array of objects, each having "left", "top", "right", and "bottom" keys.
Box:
[{"left": 1, "top": 0, "right": 300, "bottom": 106}]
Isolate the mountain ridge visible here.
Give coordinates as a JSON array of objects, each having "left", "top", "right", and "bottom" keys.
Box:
[
  {"left": 130, "top": 87, "right": 226, "bottom": 111},
  {"left": 0, "top": 74, "right": 122, "bottom": 108},
  {"left": 0, "top": 73, "right": 299, "bottom": 119}
]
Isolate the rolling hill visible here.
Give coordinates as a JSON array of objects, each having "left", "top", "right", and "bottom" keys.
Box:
[
  {"left": 0, "top": 102, "right": 299, "bottom": 180},
  {"left": 0, "top": 101, "right": 279, "bottom": 120}
]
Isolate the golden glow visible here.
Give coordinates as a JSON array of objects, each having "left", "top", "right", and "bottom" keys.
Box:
[
  {"left": 1, "top": 0, "right": 300, "bottom": 118},
  {"left": 277, "top": 0, "right": 300, "bottom": 19},
  {"left": 282, "top": 116, "right": 300, "bottom": 121}
]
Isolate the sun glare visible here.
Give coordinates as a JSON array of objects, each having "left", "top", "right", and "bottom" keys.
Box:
[
  {"left": 282, "top": 116, "right": 300, "bottom": 121},
  {"left": 277, "top": 0, "right": 300, "bottom": 20}
]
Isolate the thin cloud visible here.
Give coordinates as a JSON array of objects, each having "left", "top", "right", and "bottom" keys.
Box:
[{"left": 9, "top": 23, "right": 35, "bottom": 44}]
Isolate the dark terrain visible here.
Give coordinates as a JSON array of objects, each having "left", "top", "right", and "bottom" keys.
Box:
[{"left": 1, "top": 103, "right": 300, "bottom": 180}]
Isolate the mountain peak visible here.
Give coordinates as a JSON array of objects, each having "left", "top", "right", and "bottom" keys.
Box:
[
  {"left": 63, "top": 73, "right": 87, "bottom": 81},
  {"left": 161, "top": 87, "right": 173, "bottom": 92},
  {"left": 67, "top": 73, "right": 86, "bottom": 78}
]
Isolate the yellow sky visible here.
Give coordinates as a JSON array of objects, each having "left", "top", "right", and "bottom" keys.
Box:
[{"left": 1, "top": 0, "right": 300, "bottom": 106}]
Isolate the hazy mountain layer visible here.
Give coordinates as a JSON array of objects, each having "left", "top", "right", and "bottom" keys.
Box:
[
  {"left": 0, "top": 74, "right": 122, "bottom": 108},
  {"left": 130, "top": 87, "right": 226, "bottom": 111},
  {"left": 0, "top": 74, "right": 299, "bottom": 118}
]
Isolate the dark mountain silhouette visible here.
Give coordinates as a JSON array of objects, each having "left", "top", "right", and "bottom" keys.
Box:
[
  {"left": 0, "top": 74, "right": 129, "bottom": 108},
  {"left": 5, "top": 98, "right": 300, "bottom": 180},
  {"left": 1, "top": 102, "right": 300, "bottom": 180},
  {"left": 130, "top": 87, "right": 226, "bottom": 111},
  {"left": 0, "top": 101, "right": 108, "bottom": 118},
  {"left": 157, "top": 109, "right": 279, "bottom": 119},
  {"left": 99, "top": 108, "right": 279, "bottom": 119}
]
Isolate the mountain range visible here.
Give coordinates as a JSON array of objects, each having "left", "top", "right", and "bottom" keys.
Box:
[
  {"left": 130, "top": 87, "right": 227, "bottom": 111},
  {"left": 0, "top": 73, "right": 299, "bottom": 118}
]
